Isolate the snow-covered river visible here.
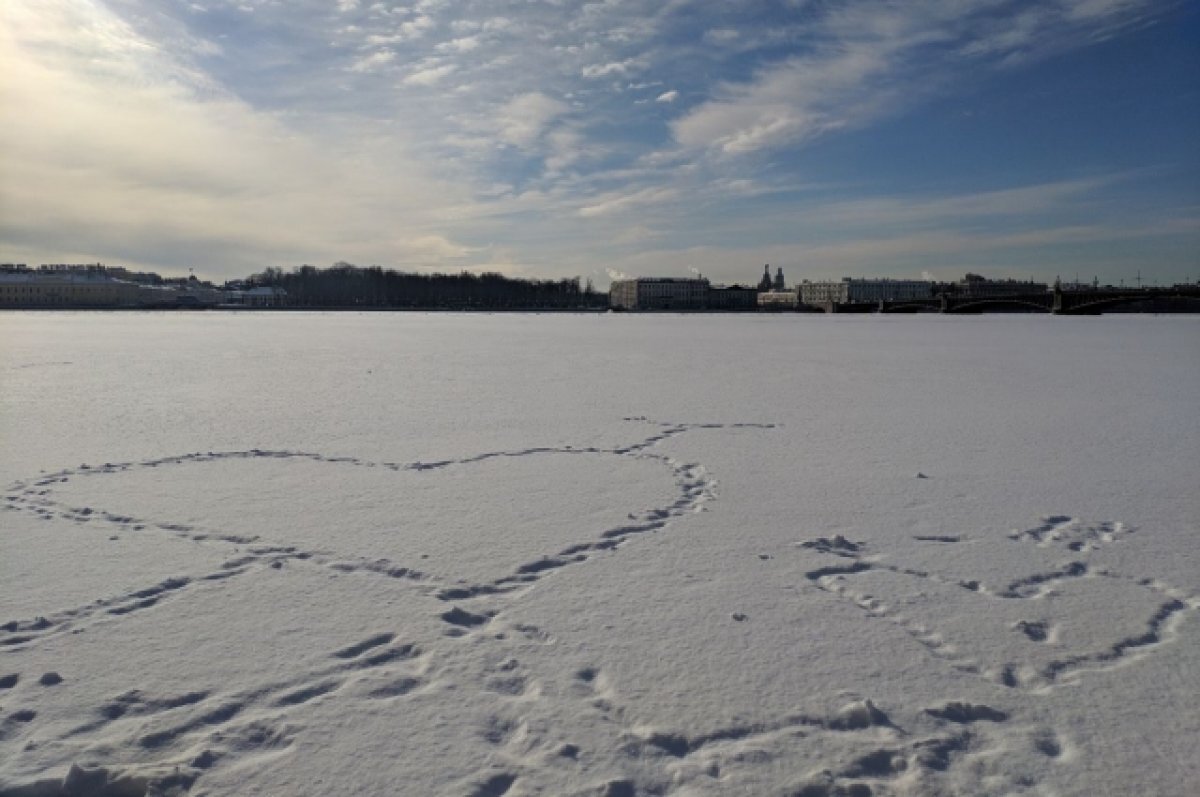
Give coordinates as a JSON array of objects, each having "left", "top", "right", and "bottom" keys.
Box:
[{"left": 2, "top": 312, "right": 1197, "bottom": 796}]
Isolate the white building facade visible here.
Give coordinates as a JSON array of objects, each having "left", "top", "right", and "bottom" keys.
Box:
[
  {"left": 799, "top": 278, "right": 933, "bottom": 306},
  {"left": 609, "top": 278, "right": 707, "bottom": 310},
  {"left": 758, "top": 290, "right": 800, "bottom": 310},
  {"left": 0, "top": 265, "right": 141, "bottom": 307}
]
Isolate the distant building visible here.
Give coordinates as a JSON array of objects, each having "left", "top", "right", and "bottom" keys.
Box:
[
  {"left": 0, "top": 266, "right": 141, "bottom": 307},
  {"left": 757, "top": 265, "right": 773, "bottom": 292},
  {"left": 609, "top": 278, "right": 707, "bottom": 310},
  {"left": 0, "top": 263, "right": 226, "bottom": 308},
  {"left": 952, "top": 273, "right": 1048, "bottom": 297},
  {"left": 799, "top": 278, "right": 932, "bottom": 306},
  {"left": 224, "top": 286, "right": 287, "bottom": 307},
  {"left": 105, "top": 266, "right": 164, "bottom": 285},
  {"left": 137, "top": 284, "right": 222, "bottom": 308},
  {"left": 755, "top": 265, "right": 788, "bottom": 292},
  {"left": 758, "top": 289, "right": 800, "bottom": 310},
  {"left": 706, "top": 285, "right": 759, "bottom": 311},
  {"left": 38, "top": 263, "right": 109, "bottom": 274}
]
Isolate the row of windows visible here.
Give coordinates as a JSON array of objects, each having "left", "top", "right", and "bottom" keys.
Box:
[
  {"left": 0, "top": 287, "right": 133, "bottom": 303},
  {"left": 637, "top": 287, "right": 703, "bottom": 296},
  {"left": 1, "top": 289, "right": 119, "bottom": 293}
]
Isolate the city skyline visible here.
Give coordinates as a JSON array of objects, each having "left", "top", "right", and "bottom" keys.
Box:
[{"left": 2, "top": 1, "right": 1197, "bottom": 286}]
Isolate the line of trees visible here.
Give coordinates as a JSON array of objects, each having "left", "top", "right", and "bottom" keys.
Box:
[{"left": 244, "top": 263, "right": 606, "bottom": 309}]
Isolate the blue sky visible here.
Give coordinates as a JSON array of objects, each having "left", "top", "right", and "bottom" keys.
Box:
[{"left": 1, "top": 0, "right": 1197, "bottom": 285}]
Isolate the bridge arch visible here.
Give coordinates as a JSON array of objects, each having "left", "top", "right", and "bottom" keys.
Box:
[
  {"left": 946, "top": 298, "right": 1051, "bottom": 314},
  {"left": 880, "top": 301, "right": 940, "bottom": 313},
  {"left": 1060, "top": 293, "right": 1200, "bottom": 314}
]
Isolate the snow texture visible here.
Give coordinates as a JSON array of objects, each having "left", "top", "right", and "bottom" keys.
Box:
[{"left": 1, "top": 312, "right": 1198, "bottom": 796}]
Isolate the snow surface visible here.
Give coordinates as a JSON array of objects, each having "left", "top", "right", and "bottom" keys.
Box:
[{"left": 1, "top": 311, "right": 1197, "bottom": 797}]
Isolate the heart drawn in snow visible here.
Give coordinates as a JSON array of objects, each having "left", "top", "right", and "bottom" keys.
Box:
[
  {"left": 8, "top": 434, "right": 716, "bottom": 597},
  {"left": 801, "top": 519, "right": 1198, "bottom": 693}
]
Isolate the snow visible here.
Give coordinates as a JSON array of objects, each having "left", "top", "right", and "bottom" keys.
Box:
[{"left": 1, "top": 311, "right": 1198, "bottom": 796}]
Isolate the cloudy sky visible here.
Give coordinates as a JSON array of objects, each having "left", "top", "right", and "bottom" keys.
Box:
[{"left": 1, "top": 0, "right": 1197, "bottom": 285}]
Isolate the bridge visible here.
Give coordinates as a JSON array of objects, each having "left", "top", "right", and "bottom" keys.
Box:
[{"left": 866, "top": 285, "right": 1200, "bottom": 315}]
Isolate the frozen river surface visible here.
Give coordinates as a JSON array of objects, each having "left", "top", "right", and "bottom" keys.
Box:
[{"left": 1, "top": 312, "right": 1198, "bottom": 796}]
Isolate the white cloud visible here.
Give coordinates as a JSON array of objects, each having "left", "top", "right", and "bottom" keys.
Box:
[
  {"left": 435, "top": 35, "right": 481, "bottom": 53},
  {"left": 672, "top": 41, "right": 894, "bottom": 155},
  {"left": 494, "top": 92, "right": 568, "bottom": 149},
  {"left": 544, "top": 128, "right": 585, "bottom": 173},
  {"left": 403, "top": 63, "right": 456, "bottom": 86},
  {"left": 399, "top": 15, "right": 435, "bottom": 39},
  {"left": 670, "top": 0, "right": 1161, "bottom": 157},
  {"left": 808, "top": 176, "right": 1126, "bottom": 228},
  {"left": 399, "top": 234, "right": 479, "bottom": 260},
  {"left": 366, "top": 14, "right": 436, "bottom": 45},
  {"left": 0, "top": 0, "right": 1189, "bottom": 285},
  {"left": 705, "top": 28, "right": 740, "bottom": 43},
  {"left": 0, "top": 1, "right": 475, "bottom": 277},
  {"left": 348, "top": 49, "right": 395, "bottom": 73},
  {"left": 1062, "top": 0, "right": 1146, "bottom": 22},
  {"left": 581, "top": 58, "right": 642, "bottom": 79},
  {"left": 578, "top": 187, "right": 680, "bottom": 218},
  {"left": 614, "top": 225, "right": 659, "bottom": 245}
]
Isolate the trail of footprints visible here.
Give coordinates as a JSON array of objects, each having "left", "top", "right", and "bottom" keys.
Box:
[
  {"left": 4, "top": 423, "right": 1194, "bottom": 796},
  {"left": 441, "top": 652, "right": 1061, "bottom": 797},
  {"left": 444, "top": 517, "right": 1173, "bottom": 795},
  {"left": 0, "top": 419, "right": 777, "bottom": 795},
  {"left": 799, "top": 517, "right": 1198, "bottom": 692},
  {"left": 0, "top": 628, "right": 431, "bottom": 796},
  {"left": 0, "top": 419, "right": 751, "bottom": 651},
  {"left": 0, "top": 581, "right": 1146, "bottom": 797}
]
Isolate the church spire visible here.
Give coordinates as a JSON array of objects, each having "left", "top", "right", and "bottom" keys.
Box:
[{"left": 758, "top": 264, "right": 772, "bottom": 292}]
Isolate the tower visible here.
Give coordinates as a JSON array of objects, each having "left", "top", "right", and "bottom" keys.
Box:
[
  {"left": 773, "top": 267, "right": 785, "bottom": 291},
  {"left": 758, "top": 265, "right": 772, "bottom": 292}
]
